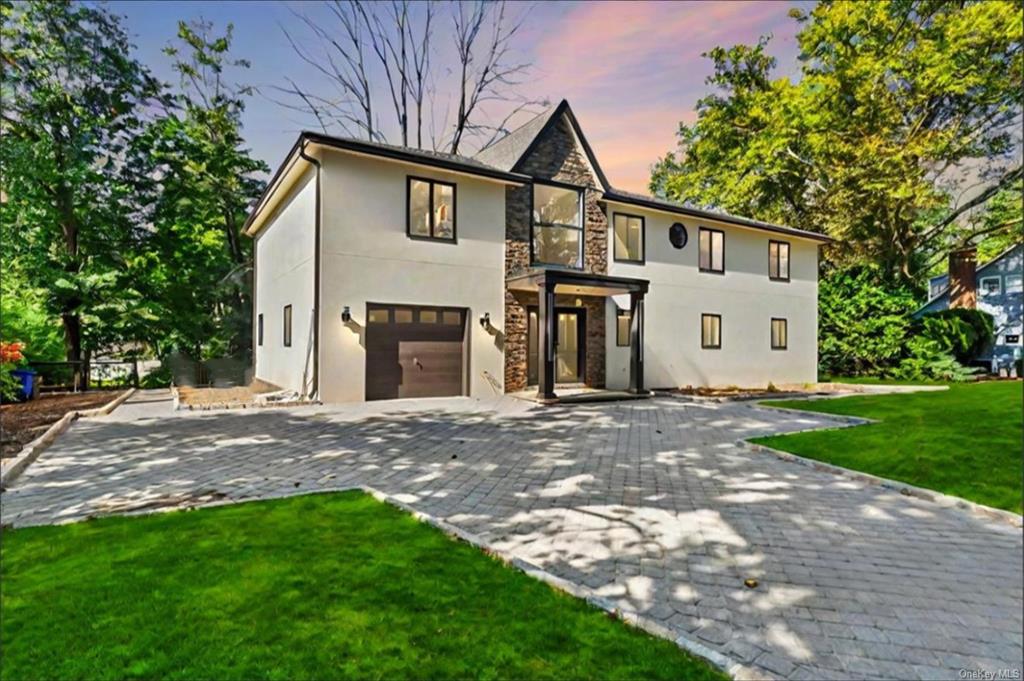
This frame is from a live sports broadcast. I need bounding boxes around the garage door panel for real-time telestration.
[365,305,465,401]
[398,341,462,398]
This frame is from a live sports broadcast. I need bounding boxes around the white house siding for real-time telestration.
[605,206,819,389]
[317,151,508,403]
[254,169,317,394]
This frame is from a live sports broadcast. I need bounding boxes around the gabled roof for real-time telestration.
[474,100,611,190]
[602,187,834,243]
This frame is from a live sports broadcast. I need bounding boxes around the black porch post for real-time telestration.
[628,290,645,393]
[537,279,557,400]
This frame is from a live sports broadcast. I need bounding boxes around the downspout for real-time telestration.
[299,139,322,401]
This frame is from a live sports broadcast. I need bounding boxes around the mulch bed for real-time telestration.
[0,392,117,459]
[673,386,806,399]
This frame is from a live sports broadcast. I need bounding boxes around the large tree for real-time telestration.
[0,0,163,376]
[138,20,268,359]
[652,0,1023,284]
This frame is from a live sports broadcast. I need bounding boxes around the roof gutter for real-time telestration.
[602,192,834,244]
[298,140,322,401]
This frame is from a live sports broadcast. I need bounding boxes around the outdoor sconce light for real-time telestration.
[341,306,352,323]
[479,312,491,330]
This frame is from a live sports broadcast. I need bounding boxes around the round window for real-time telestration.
[669,222,688,249]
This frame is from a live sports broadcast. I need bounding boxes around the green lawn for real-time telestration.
[752,381,1023,514]
[1,492,724,681]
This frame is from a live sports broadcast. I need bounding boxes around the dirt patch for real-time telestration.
[1,392,118,458]
[674,386,807,399]
[176,379,281,409]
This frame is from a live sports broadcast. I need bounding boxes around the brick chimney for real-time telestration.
[948,248,977,309]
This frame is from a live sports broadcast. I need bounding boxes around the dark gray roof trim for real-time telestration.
[302,131,530,183]
[602,188,834,243]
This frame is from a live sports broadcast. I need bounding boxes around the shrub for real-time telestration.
[914,309,994,364]
[886,336,980,382]
[818,264,919,376]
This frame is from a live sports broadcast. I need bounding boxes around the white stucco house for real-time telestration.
[244,100,832,403]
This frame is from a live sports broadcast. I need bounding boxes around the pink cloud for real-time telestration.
[521,0,802,192]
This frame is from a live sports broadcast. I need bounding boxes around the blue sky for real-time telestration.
[109,0,804,192]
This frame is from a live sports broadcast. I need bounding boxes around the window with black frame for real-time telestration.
[769,240,790,281]
[698,228,724,273]
[283,305,292,347]
[532,183,583,268]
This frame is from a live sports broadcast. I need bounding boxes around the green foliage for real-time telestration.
[652,0,1024,284]
[915,308,994,364]
[818,264,919,376]
[135,20,267,359]
[887,335,980,382]
[1,492,725,680]
[0,273,64,362]
[0,0,164,362]
[753,382,1024,513]
[0,368,21,403]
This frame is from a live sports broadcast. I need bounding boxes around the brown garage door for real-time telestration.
[365,305,466,401]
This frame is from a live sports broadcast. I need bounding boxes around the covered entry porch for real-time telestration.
[507,268,649,402]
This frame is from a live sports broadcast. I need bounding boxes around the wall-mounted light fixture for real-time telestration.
[341,306,352,323]
[479,312,491,330]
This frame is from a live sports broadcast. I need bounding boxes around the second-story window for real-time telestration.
[532,182,583,269]
[769,240,790,281]
[613,213,644,263]
[699,227,724,274]
[408,177,456,241]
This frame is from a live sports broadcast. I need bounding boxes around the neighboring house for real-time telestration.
[916,244,1024,369]
[244,100,832,403]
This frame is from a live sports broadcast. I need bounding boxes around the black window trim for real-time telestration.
[612,212,646,265]
[698,227,725,275]
[768,239,791,282]
[257,313,264,346]
[771,317,788,350]
[530,180,585,270]
[615,307,631,347]
[406,175,458,243]
[701,313,722,349]
[283,304,292,347]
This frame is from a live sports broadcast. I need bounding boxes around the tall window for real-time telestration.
[532,183,583,268]
[699,228,724,273]
[769,240,790,281]
[283,305,292,347]
[616,308,631,346]
[257,313,264,346]
[771,318,788,350]
[408,177,456,241]
[613,213,644,263]
[701,313,721,349]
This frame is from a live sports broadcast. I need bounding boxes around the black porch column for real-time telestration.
[537,279,557,400]
[628,290,645,394]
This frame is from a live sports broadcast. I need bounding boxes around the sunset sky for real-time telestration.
[111,0,808,193]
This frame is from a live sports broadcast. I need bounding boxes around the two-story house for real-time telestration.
[244,100,832,403]
[917,244,1023,371]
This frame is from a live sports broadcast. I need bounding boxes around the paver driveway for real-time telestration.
[2,390,1021,681]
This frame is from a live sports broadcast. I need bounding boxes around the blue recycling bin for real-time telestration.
[10,369,38,401]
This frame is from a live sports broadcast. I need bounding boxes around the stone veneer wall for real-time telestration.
[503,114,608,392]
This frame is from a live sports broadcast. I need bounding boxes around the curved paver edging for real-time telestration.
[30,484,763,680]
[0,388,135,489]
[743,403,1022,529]
[359,486,768,681]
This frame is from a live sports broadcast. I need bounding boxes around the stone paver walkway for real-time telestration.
[2,390,1021,681]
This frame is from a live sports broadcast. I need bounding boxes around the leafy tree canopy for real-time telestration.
[652,0,1023,284]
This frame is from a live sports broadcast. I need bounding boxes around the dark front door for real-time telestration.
[365,305,466,400]
[527,306,585,385]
